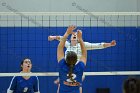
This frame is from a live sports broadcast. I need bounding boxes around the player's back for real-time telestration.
[58,58,85,93]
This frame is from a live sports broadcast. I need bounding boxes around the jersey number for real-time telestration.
[66,73,77,82]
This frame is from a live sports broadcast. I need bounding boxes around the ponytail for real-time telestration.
[68,65,75,83]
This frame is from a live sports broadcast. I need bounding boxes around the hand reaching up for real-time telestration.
[77,30,82,40]
[66,25,76,35]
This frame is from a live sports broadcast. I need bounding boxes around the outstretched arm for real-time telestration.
[48,35,70,48]
[85,40,116,50]
[48,36,63,41]
[77,30,87,65]
[57,26,76,62]
[103,40,116,48]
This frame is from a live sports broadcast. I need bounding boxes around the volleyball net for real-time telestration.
[0,71,140,77]
[0,12,140,27]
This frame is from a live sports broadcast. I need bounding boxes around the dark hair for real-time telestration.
[123,77,140,93]
[66,51,77,83]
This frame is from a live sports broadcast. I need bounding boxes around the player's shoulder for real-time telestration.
[83,42,90,45]
[11,76,17,80]
[58,58,68,68]
[78,42,88,45]
[29,76,39,81]
[76,61,85,68]
[10,76,21,82]
[31,76,38,78]
[59,58,66,66]
[59,58,65,63]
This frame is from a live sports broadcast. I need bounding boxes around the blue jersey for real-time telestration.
[59,58,85,93]
[7,76,40,93]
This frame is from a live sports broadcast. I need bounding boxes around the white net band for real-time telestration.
[0,12,140,15]
[0,71,140,77]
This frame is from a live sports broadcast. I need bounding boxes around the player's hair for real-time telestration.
[66,51,77,83]
[123,77,140,93]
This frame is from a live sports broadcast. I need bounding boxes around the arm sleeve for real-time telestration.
[34,76,40,93]
[7,77,17,93]
[59,36,70,48]
[65,41,70,48]
[84,42,105,50]
[58,36,63,41]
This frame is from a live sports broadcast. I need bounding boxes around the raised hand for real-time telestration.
[66,25,76,35]
[111,40,116,46]
[77,30,82,40]
[48,36,55,41]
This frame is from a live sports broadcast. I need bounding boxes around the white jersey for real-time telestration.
[64,41,105,60]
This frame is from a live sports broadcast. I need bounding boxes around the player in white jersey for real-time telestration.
[48,33,116,60]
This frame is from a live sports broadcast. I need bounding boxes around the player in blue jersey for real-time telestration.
[57,25,87,93]
[7,58,40,93]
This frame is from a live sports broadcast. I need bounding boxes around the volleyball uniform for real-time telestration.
[7,76,40,93]
[58,58,85,93]
[64,41,104,60]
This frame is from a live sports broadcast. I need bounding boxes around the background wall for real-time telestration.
[0,0,140,93]
[137,0,140,11]
[0,0,139,12]
[0,27,140,93]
